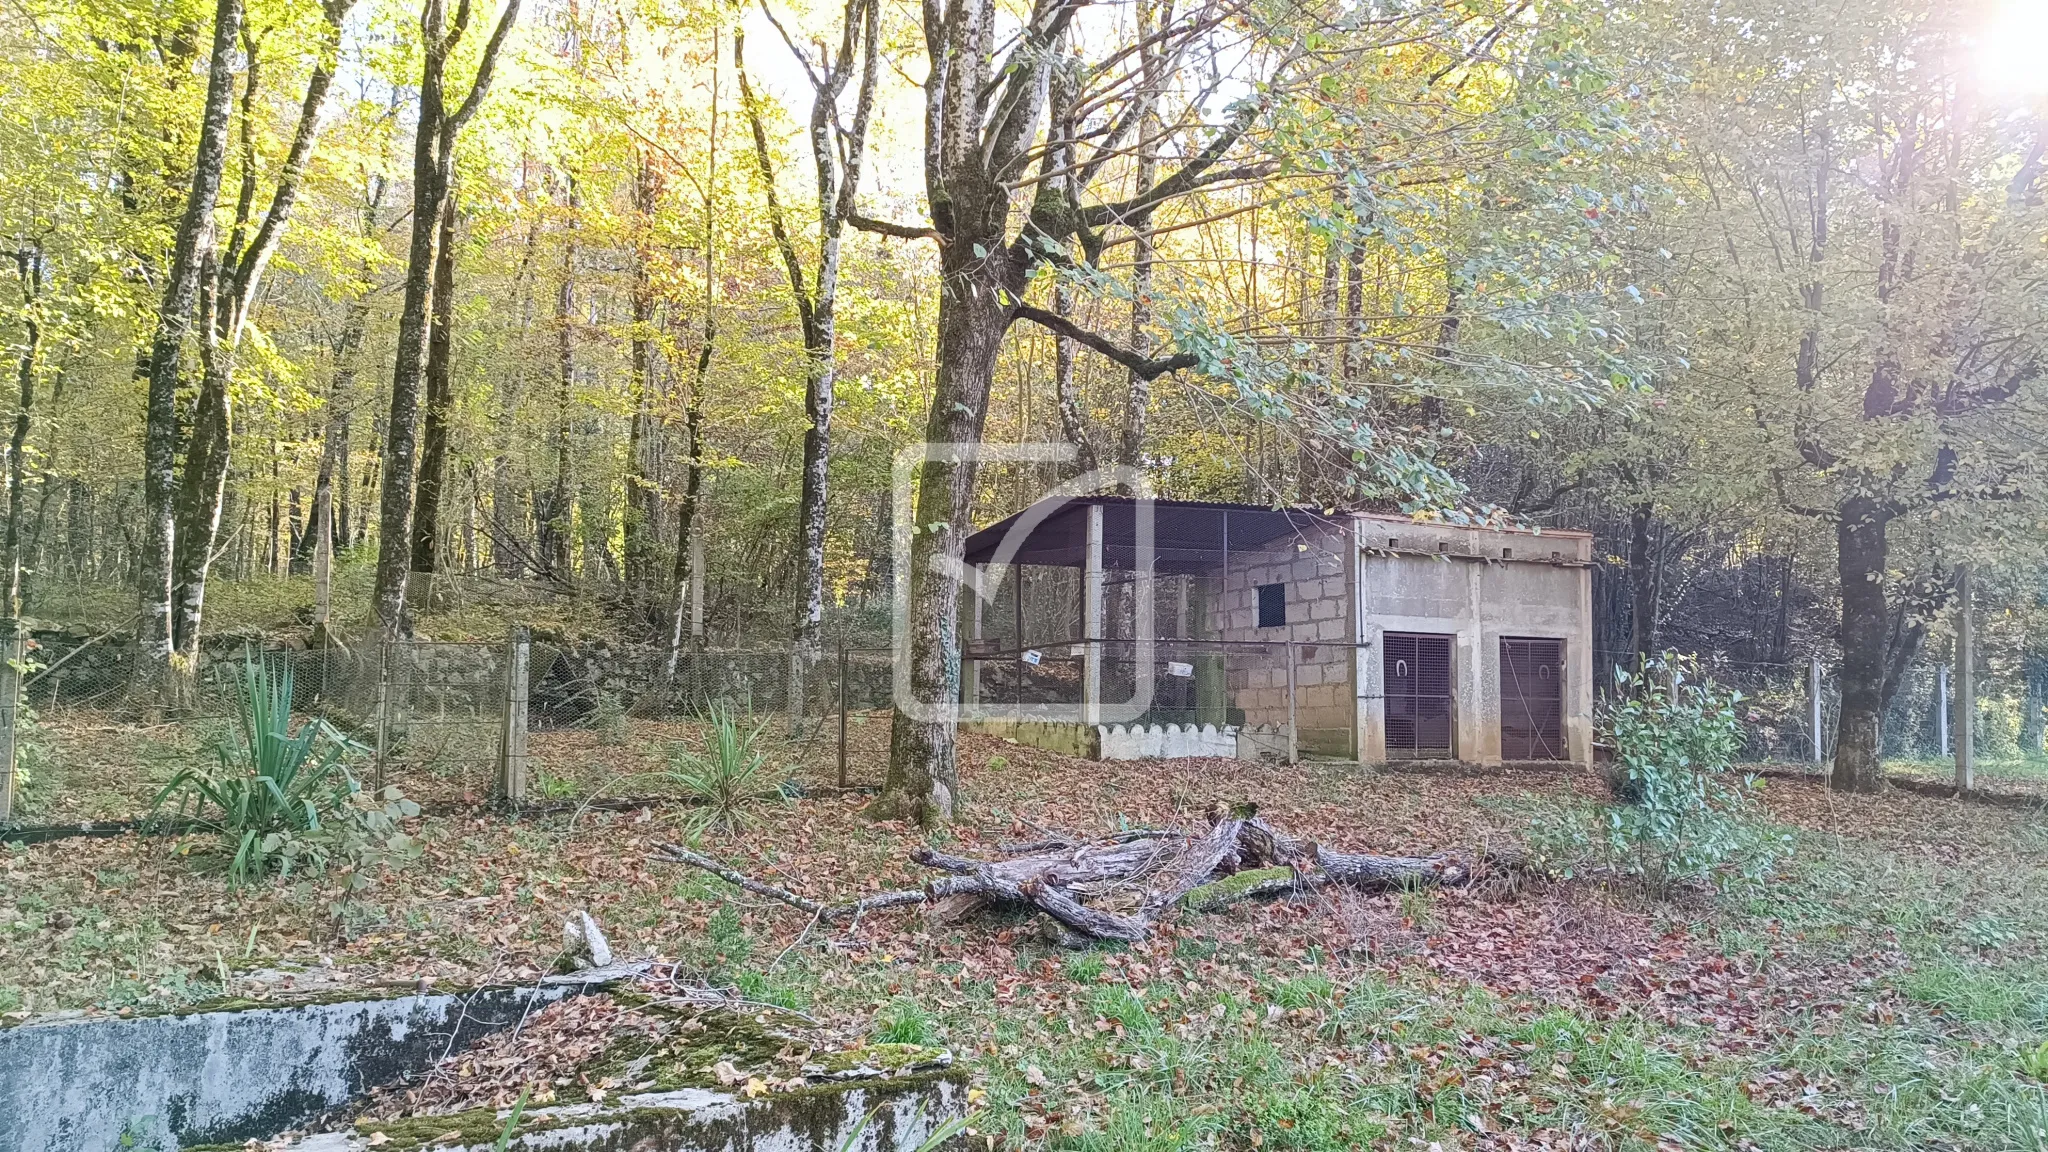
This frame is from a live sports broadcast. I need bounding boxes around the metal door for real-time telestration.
[1500,637,1565,760]
[1384,633,1454,758]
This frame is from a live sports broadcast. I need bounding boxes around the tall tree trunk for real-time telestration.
[19,461,56,614]
[793,296,836,668]
[622,154,661,627]
[268,451,282,572]
[2023,652,2048,757]
[1832,493,1890,792]
[135,0,241,704]
[322,292,367,556]
[411,189,459,577]
[372,103,450,638]
[1627,501,1657,666]
[5,246,41,616]
[541,191,576,578]
[881,244,1008,826]
[669,34,719,670]
[1052,283,1094,472]
[1118,0,1163,480]
[169,243,237,677]
[1768,554,1794,665]
[1044,63,1093,474]
[369,0,519,640]
[736,5,878,667]
[666,321,710,671]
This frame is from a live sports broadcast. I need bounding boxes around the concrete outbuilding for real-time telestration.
[959,497,1593,766]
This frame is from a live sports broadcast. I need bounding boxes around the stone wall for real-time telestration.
[1210,520,1361,757]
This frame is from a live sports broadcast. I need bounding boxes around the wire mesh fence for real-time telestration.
[1592,649,1833,768]
[1,623,908,823]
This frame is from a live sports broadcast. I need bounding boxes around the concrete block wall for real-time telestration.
[1210,521,1360,757]
[1352,513,1594,765]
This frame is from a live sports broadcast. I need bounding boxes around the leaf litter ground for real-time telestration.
[6,723,2048,1149]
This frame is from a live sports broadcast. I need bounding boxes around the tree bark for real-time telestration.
[539,182,576,579]
[411,189,459,576]
[1832,493,1890,792]
[622,152,662,626]
[881,243,1010,825]
[666,321,710,671]
[737,1,881,667]
[1627,501,1657,666]
[135,0,241,705]
[169,310,233,676]
[1118,0,1164,481]
[370,0,519,641]
[667,50,718,671]
[5,246,42,616]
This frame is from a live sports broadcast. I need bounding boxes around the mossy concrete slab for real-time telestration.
[0,977,620,1152]
[279,1072,968,1152]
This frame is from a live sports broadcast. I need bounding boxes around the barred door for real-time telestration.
[1384,633,1454,758]
[1500,637,1565,760]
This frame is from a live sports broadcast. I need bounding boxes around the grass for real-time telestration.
[8,732,2048,1148]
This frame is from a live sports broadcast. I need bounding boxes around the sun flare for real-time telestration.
[1976,0,2048,98]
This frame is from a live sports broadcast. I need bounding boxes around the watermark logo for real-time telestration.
[891,443,1157,725]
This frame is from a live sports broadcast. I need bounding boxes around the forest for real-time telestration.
[8,2,2048,1148]
[2,0,2045,809]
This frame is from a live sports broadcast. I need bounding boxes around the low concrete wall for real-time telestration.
[1096,722,1237,760]
[963,717,1100,758]
[1236,724,1289,761]
[0,982,589,1152]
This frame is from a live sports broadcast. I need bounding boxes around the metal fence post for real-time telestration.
[372,639,392,794]
[0,619,20,822]
[1286,640,1299,764]
[1937,663,1951,757]
[1957,564,1974,793]
[498,625,531,806]
[1809,656,1824,766]
[836,639,849,789]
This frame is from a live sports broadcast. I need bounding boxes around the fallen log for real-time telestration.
[651,812,1506,944]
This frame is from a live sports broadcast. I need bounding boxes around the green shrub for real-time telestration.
[1979,696,2021,760]
[1532,658,1784,896]
[151,656,419,886]
[666,705,783,835]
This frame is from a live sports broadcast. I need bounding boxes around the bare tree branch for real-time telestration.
[1013,303,1197,379]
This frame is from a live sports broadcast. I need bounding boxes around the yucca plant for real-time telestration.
[152,655,366,885]
[667,705,782,835]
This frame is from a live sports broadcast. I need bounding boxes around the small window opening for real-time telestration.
[1501,547,1513,559]
[1388,537,1399,550]
[1256,583,1287,628]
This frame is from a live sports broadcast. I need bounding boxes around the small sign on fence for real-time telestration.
[1166,660,1194,678]
[1022,649,1042,666]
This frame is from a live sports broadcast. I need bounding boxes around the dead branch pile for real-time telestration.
[652,804,1516,945]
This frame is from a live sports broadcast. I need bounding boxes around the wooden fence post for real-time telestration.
[498,625,531,806]
[0,619,20,822]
